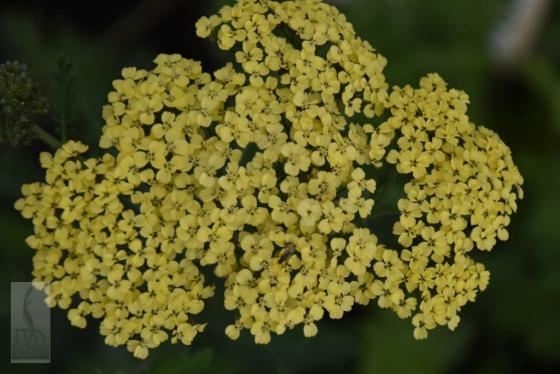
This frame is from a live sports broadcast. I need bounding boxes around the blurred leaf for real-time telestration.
[523,57,560,133]
[357,310,472,374]
[148,349,213,374]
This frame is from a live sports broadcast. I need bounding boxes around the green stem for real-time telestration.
[33,125,63,149]
[58,100,67,143]
[60,120,67,143]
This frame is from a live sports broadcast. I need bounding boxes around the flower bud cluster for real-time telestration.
[0,61,48,145]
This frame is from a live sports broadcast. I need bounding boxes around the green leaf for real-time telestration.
[52,53,77,142]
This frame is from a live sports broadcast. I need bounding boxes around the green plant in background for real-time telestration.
[7,0,525,362]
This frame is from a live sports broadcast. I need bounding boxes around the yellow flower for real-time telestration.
[296,198,321,230]
[281,142,311,176]
[318,202,345,234]
[345,229,377,276]
[268,195,298,227]
[15,0,523,353]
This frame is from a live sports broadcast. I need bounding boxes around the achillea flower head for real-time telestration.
[0,61,48,145]
[14,0,523,358]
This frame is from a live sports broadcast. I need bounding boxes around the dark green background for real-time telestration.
[1,0,559,373]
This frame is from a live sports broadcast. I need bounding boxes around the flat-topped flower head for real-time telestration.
[14,0,523,358]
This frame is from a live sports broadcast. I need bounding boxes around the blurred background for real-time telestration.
[1,0,559,373]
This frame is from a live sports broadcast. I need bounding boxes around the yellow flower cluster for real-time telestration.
[368,73,523,338]
[14,0,523,358]
[194,0,390,344]
[15,56,216,359]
